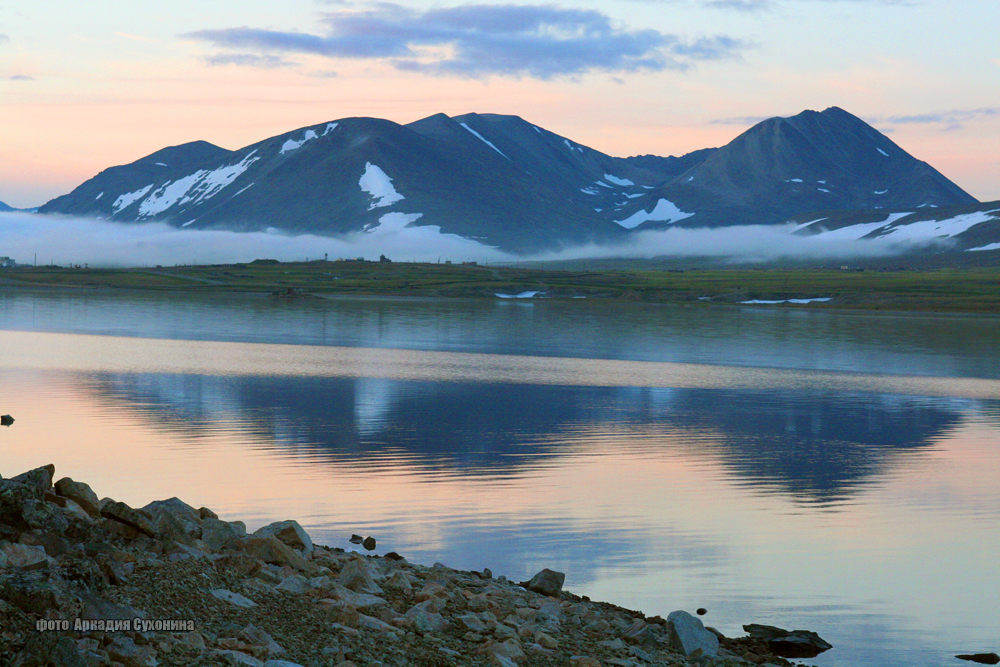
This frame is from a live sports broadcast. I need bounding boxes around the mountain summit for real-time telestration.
[37,108,978,252]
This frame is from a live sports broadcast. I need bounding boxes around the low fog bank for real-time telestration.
[0,212,934,268]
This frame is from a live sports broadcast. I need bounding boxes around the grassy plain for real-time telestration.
[3,259,1000,313]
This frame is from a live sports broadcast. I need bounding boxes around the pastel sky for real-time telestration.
[1,0,998,208]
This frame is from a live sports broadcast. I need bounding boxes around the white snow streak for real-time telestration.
[366,212,423,235]
[615,199,694,229]
[741,298,832,305]
[810,212,912,241]
[877,147,889,157]
[112,185,153,213]
[875,189,888,195]
[359,163,404,210]
[968,242,1000,252]
[878,210,998,242]
[603,174,634,186]
[580,188,599,195]
[280,129,319,154]
[495,291,541,299]
[136,151,261,217]
[460,123,509,160]
[95,192,103,200]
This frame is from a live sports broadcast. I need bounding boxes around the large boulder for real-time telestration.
[54,478,101,517]
[0,477,44,529]
[254,520,313,553]
[201,518,243,551]
[743,623,833,658]
[524,568,565,597]
[338,558,383,595]
[11,465,56,495]
[667,610,719,658]
[100,501,158,538]
[241,535,317,574]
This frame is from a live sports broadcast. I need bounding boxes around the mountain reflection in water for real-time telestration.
[83,372,972,504]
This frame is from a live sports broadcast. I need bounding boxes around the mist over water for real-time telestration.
[0,211,929,267]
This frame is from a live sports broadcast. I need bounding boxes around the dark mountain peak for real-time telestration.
[135,140,233,167]
[0,200,14,212]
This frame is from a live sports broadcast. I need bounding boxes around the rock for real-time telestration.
[384,551,404,561]
[241,535,317,574]
[743,624,832,659]
[199,506,219,520]
[214,649,265,666]
[100,501,158,538]
[264,662,307,667]
[11,465,56,495]
[107,635,158,667]
[338,558,383,595]
[570,656,601,667]
[1,414,13,426]
[667,610,719,658]
[0,477,44,528]
[54,478,101,517]
[22,498,70,534]
[406,601,450,633]
[48,637,89,667]
[79,590,145,620]
[956,654,1000,665]
[0,542,52,569]
[275,575,312,594]
[622,619,659,649]
[362,536,376,551]
[240,625,286,657]
[211,589,259,608]
[254,520,313,552]
[349,534,364,544]
[202,517,243,551]
[358,614,403,634]
[696,607,707,615]
[524,568,565,597]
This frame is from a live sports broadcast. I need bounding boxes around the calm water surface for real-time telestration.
[2,291,999,667]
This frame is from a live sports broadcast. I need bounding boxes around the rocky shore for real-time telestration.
[1,464,831,667]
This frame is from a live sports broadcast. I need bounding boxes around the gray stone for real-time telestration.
[254,520,313,552]
[263,662,307,667]
[525,568,565,597]
[275,575,312,594]
[214,650,264,667]
[54,478,101,517]
[0,542,51,569]
[338,558,383,595]
[667,610,719,658]
[405,601,450,633]
[240,535,317,574]
[0,477,44,528]
[10,465,55,495]
[956,654,1000,665]
[79,590,144,620]
[210,589,258,608]
[22,498,70,534]
[362,536,376,551]
[107,636,158,667]
[240,625,286,657]
[743,623,832,659]
[202,517,242,551]
[100,501,157,538]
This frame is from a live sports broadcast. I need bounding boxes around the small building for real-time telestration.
[379,254,392,263]
[0,256,15,268]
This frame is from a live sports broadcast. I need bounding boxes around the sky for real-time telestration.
[1,0,998,209]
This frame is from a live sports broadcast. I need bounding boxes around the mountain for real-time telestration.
[0,200,15,212]
[793,200,1000,251]
[613,107,978,230]
[38,107,981,253]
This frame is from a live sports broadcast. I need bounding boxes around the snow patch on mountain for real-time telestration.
[112,185,153,213]
[878,210,998,242]
[460,123,509,160]
[968,242,1000,252]
[875,189,888,195]
[136,151,261,216]
[603,174,634,186]
[359,163,404,210]
[366,212,423,235]
[280,129,319,154]
[95,192,103,200]
[615,199,694,229]
[809,212,911,241]
[877,147,889,157]
[580,188,599,195]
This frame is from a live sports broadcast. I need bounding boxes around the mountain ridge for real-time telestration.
[36,107,986,253]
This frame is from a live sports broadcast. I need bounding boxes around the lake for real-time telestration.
[2,290,998,666]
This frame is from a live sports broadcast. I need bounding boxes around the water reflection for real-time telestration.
[3,290,1000,378]
[83,372,975,505]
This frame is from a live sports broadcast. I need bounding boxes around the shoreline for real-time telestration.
[1,464,831,667]
[4,261,1000,314]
